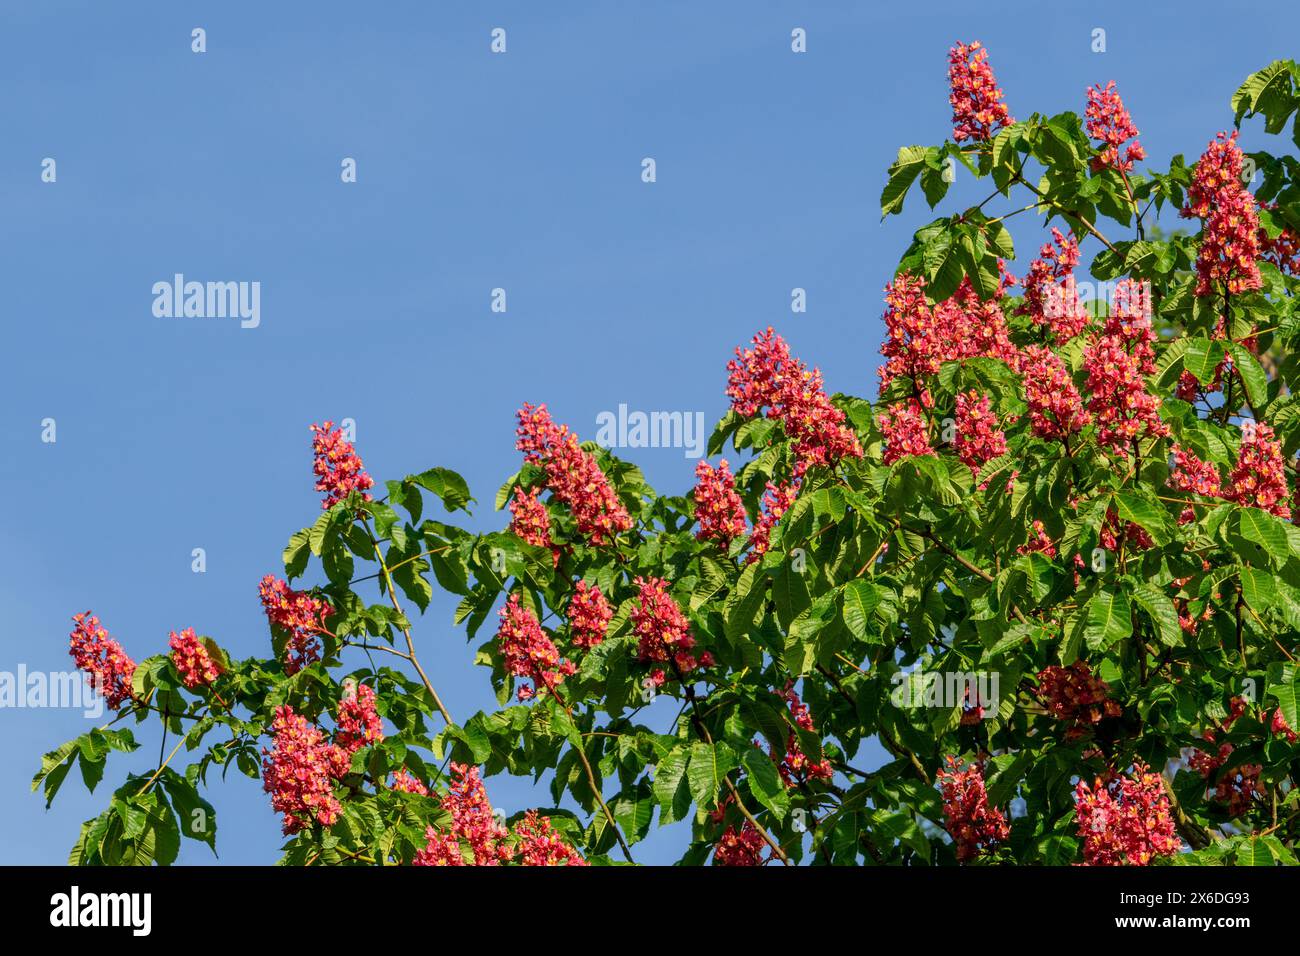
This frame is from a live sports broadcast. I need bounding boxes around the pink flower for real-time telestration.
[508,487,553,550]
[413,763,513,866]
[568,580,612,650]
[1082,280,1169,455]
[726,328,861,475]
[630,576,707,677]
[69,612,136,710]
[516,404,632,545]
[879,399,935,464]
[1225,420,1291,518]
[389,769,429,795]
[746,480,799,562]
[336,682,383,754]
[693,459,748,548]
[1182,133,1262,297]
[947,41,1013,143]
[258,574,332,675]
[1085,81,1144,173]
[1017,229,1090,343]
[1018,519,1057,559]
[169,627,220,690]
[954,390,1006,476]
[1169,446,1222,497]
[309,421,374,509]
[512,811,588,866]
[261,705,347,834]
[771,681,833,786]
[496,594,575,702]
[938,757,1009,862]
[1022,345,1090,441]
[1074,762,1181,865]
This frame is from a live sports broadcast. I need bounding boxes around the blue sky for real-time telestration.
[2,1,1297,864]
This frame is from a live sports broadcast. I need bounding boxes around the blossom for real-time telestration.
[1074,762,1181,865]
[726,328,861,475]
[512,811,588,866]
[1018,519,1057,559]
[336,682,383,754]
[947,41,1012,143]
[69,612,136,710]
[496,594,575,702]
[938,757,1009,862]
[261,705,347,834]
[169,627,220,690]
[1271,708,1298,744]
[693,459,748,548]
[389,769,429,796]
[567,580,612,650]
[1099,508,1153,553]
[516,404,632,545]
[508,487,553,550]
[954,391,1006,476]
[747,480,799,562]
[413,763,513,866]
[1022,345,1091,441]
[879,399,935,464]
[1036,662,1120,739]
[1225,420,1291,518]
[630,576,709,678]
[713,823,766,866]
[1182,133,1262,297]
[309,421,374,509]
[1017,229,1090,343]
[258,574,332,675]
[1169,445,1222,497]
[1081,280,1168,455]
[771,681,833,786]
[1085,81,1144,173]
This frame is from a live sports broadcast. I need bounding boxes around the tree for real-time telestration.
[35,44,1300,867]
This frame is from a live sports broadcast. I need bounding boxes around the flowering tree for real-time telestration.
[34,44,1300,866]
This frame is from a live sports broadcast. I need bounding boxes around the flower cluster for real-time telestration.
[937,757,1010,862]
[69,612,136,710]
[1073,762,1181,866]
[389,769,429,795]
[1084,81,1144,173]
[309,421,374,509]
[1036,662,1121,738]
[726,328,861,476]
[1182,133,1262,297]
[508,487,553,550]
[413,763,513,866]
[261,705,348,834]
[878,274,1019,408]
[947,41,1012,143]
[1082,280,1168,455]
[713,822,766,866]
[630,576,711,686]
[168,627,220,690]
[1022,345,1090,441]
[258,574,332,675]
[1017,229,1091,343]
[954,391,1007,476]
[772,681,833,786]
[879,398,935,465]
[568,580,612,650]
[747,480,799,562]
[692,459,748,548]
[512,811,589,866]
[496,594,575,702]
[516,404,632,545]
[1099,507,1154,553]
[1225,420,1291,518]
[1018,519,1057,559]
[336,682,383,754]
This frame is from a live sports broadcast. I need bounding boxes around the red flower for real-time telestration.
[169,627,220,690]
[1085,81,1144,173]
[630,576,707,677]
[261,705,347,834]
[879,399,935,464]
[954,390,1006,476]
[1036,662,1120,738]
[512,811,589,866]
[1225,420,1291,518]
[938,757,1009,862]
[1081,280,1168,455]
[746,480,799,562]
[508,487,553,550]
[693,459,748,548]
[258,574,332,675]
[1182,133,1262,297]
[947,41,1013,143]
[336,682,383,754]
[568,580,612,650]
[516,404,632,545]
[389,769,429,796]
[771,681,833,785]
[69,612,136,710]
[713,822,766,866]
[1018,519,1057,559]
[1074,762,1181,865]
[1017,229,1090,343]
[413,763,513,866]
[309,421,374,509]
[496,594,575,702]
[1022,345,1090,441]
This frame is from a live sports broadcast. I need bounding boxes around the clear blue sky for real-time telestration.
[2,0,1297,864]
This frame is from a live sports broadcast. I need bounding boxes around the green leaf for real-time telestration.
[742,747,789,819]
[1084,588,1132,651]
[1130,583,1182,647]
[412,468,473,513]
[881,146,928,217]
